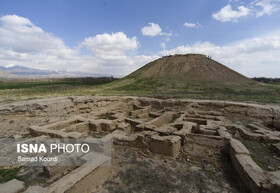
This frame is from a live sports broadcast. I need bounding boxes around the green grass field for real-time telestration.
[0,76,280,103]
[0,77,114,89]
[0,77,279,104]
[0,77,114,103]
[95,77,280,104]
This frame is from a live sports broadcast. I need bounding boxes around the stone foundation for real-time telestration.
[1,96,280,192]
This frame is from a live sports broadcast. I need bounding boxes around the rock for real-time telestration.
[149,135,181,157]
[190,103,199,108]
[147,112,174,127]
[23,186,44,193]
[217,126,232,139]
[229,139,250,155]
[13,134,22,139]
[0,179,25,193]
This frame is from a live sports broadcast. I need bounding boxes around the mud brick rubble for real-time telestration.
[0,96,280,193]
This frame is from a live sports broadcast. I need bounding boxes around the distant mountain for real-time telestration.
[0,65,110,78]
[0,65,58,76]
[0,70,18,79]
[58,70,111,77]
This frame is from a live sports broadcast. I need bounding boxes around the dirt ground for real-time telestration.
[93,146,249,193]
[1,96,279,192]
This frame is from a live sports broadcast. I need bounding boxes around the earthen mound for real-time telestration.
[128,54,256,86]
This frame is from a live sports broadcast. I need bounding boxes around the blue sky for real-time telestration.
[0,0,279,77]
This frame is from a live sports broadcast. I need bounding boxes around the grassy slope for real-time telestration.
[96,76,280,103]
[95,55,280,104]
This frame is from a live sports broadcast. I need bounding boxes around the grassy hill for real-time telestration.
[97,54,280,103]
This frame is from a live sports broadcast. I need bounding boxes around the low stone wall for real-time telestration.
[129,105,152,116]
[147,112,174,127]
[218,127,280,193]
[24,153,111,193]
[1,96,280,192]
[113,131,181,157]
[29,117,88,138]
[0,179,25,193]
[137,97,280,130]
[184,133,226,148]
[231,124,280,143]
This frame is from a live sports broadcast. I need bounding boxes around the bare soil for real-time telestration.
[93,146,249,193]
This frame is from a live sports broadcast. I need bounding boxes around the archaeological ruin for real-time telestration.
[0,96,280,193]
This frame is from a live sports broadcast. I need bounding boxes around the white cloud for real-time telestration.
[161,31,173,37]
[0,15,157,77]
[213,1,280,22]
[141,23,172,38]
[160,42,166,50]
[141,23,162,37]
[183,22,203,28]
[184,23,196,28]
[0,14,33,27]
[0,15,75,57]
[212,4,250,22]
[161,33,280,77]
[80,32,139,61]
[1,14,280,78]
[256,0,279,17]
